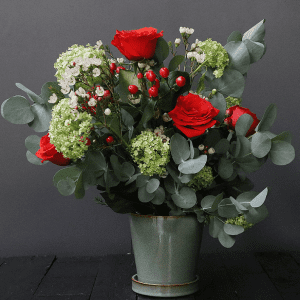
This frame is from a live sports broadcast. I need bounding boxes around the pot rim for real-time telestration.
[129,213,194,219]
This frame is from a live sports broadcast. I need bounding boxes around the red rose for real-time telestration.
[224,105,260,137]
[36,134,71,166]
[168,93,220,138]
[111,27,163,61]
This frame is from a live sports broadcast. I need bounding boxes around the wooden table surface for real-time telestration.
[0,251,299,300]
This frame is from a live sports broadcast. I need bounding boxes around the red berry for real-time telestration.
[97,97,102,101]
[106,136,114,144]
[116,66,125,73]
[128,85,139,94]
[93,95,98,99]
[110,69,115,75]
[148,86,159,97]
[103,90,111,98]
[146,71,156,82]
[73,62,76,66]
[110,63,117,71]
[137,73,144,79]
[154,78,160,89]
[176,76,186,87]
[159,67,169,78]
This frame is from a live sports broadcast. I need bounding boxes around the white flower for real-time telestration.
[117,58,124,64]
[104,108,111,115]
[69,95,78,108]
[179,27,187,34]
[95,40,103,49]
[88,98,97,107]
[186,28,194,35]
[162,113,172,122]
[93,68,101,77]
[190,43,196,50]
[76,87,86,97]
[196,53,206,63]
[208,148,215,154]
[198,144,205,151]
[149,60,155,66]
[73,57,84,66]
[82,65,89,72]
[61,87,70,95]
[138,62,146,69]
[69,76,76,85]
[96,86,104,96]
[48,93,58,103]
[145,65,151,71]
[175,38,181,45]
[110,59,116,64]
[92,57,102,66]
[187,52,195,59]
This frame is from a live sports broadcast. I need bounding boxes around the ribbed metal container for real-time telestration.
[129,213,204,297]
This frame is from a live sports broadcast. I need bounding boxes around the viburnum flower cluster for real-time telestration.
[2,21,295,248]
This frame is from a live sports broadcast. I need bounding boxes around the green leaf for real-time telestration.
[234,136,251,158]
[151,187,165,205]
[218,230,236,248]
[250,187,268,208]
[138,98,155,129]
[121,108,135,127]
[210,69,245,98]
[28,103,52,132]
[170,133,190,164]
[53,167,82,188]
[209,217,224,238]
[218,157,233,179]
[236,154,267,173]
[105,169,120,188]
[26,150,44,165]
[230,197,248,212]
[256,104,277,132]
[211,193,224,211]
[218,198,239,218]
[138,185,155,203]
[236,191,258,209]
[121,162,135,178]
[244,204,268,224]
[251,132,272,158]
[227,31,242,43]
[57,177,76,196]
[224,41,250,75]
[243,40,265,63]
[224,223,244,235]
[25,135,41,154]
[189,140,194,159]
[125,173,140,186]
[15,83,44,104]
[178,155,207,174]
[114,70,141,103]
[168,55,184,71]
[168,71,191,95]
[164,175,177,194]
[146,178,160,193]
[269,140,295,165]
[40,81,61,102]
[242,19,266,43]
[74,171,85,199]
[209,92,226,122]
[171,187,197,209]
[110,155,128,182]
[136,175,150,187]
[201,195,216,210]
[1,96,34,124]
[214,139,230,154]
[178,174,194,184]
[154,37,169,63]
[271,131,292,143]
[195,209,206,223]
[235,113,253,136]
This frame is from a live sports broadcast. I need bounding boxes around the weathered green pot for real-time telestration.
[129,213,204,297]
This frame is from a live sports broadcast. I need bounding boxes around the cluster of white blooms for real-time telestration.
[117,58,124,64]
[175,38,181,45]
[152,125,170,143]
[179,27,194,35]
[48,93,58,104]
[128,94,141,105]
[95,86,105,96]
[187,51,206,63]
[95,40,103,49]
[138,59,155,71]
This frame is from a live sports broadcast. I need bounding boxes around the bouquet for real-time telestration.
[1,20,295,248]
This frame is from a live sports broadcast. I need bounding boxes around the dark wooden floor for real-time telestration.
[0,252,299,300]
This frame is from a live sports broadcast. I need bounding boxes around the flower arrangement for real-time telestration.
[1,20,295,248]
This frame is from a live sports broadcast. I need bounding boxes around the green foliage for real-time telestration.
[171,187,197,209]
[225,96,242,109]
[168,55,184,71]
[256,104,277,132]
[269,140,295,165]
[187,166,214,191]
[154,37,169,63]
[251,132,272,158]
[225,215,253,230]
[170,133,190,164]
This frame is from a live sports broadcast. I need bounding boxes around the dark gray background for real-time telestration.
[0,0,299,257]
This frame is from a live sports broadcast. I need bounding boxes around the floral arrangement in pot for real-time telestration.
[1,20,295,249]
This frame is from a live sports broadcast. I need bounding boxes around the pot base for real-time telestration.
[131,274,200,297]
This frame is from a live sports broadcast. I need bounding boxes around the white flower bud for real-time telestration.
[208,148,215,154]
[198,144,205,151]
[88,98,97,107]
[175,38,181,45]
[48,93,58,103]
[162,112,172,122]
[104,108,111,115]
[138,62,146,69]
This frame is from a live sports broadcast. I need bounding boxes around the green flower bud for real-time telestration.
[225,215,254,230]
[187,166,214,191]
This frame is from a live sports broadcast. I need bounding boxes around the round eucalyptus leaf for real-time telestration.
[170,133,190,164]
[224,224,244,235]
[1,96,34,124]
[28,103,52,132]
[244,204,268,224]
[269,140,295,165]
[271,131,292,143]
[235,113,253,136]
[227,31,242,43]
[224,41,250,75]
[209,217,224,238]
[218,230,236,248]
[136,175,150,187]
[250,187,268,208]
[25,135,41,154]
[256,104,277,132]
[57,178,76,196]
[138,185,155,203]
[218,157,233,179]
[201,195,215,210]
[171,187,197,209]
[178,155,207,174]
[151,187,165,205]
[242,19,265,43]
[209,92,226,122]
[53,167,82,188]
[243,39,265,63]
[146,178,160,194]
[218,198,239,218]
[251,132,272,158]
[235,136,251,158]
[214,139,230,154]
[15,83,44,104]
[26,150,44,165]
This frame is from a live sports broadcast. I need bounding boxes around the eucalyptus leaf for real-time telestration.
[151,187,165,205]
[244,204,268,224]
[256,104,277,132]
[26,150,44,165]
[138,185,155,203]
[224,41,250,75]
[250,187,268,208]
[243,40,265,63]
[269,140,295,165]
[74,171,85,199]
[271,131,292,143]
[224,223,244,235]
[136,175,150,187]
[235,114,253,136]
[251,132,272,158]
[164,175,177,194]
[214,139,230,154]
[1,96,34,124]
[178,155,207,174]
[25,135,41,154]
[236,191,258,209]
[28,103,52,132]
[170,133,190,164]
[57,177,76,196]
[209,217,224,238]
[171,187,197,209]
[218,230,236,248]
[235,136,251,158]
[189,140,194,159]
[201,195,215,210]
[209,92,226,122]
[53,167,82,188]
[236,154,267,173]
[242,19,266,43]
[146,178,160,194]
[210,69,245,98]
[227,31,242,43]
[15,83,45,104]
[218,198,239,218]
[218,157,233,179]
[179,174,194,184]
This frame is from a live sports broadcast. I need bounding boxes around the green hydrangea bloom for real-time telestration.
[54,44,106,80]
[187,166,214,191]
[225,215,254,230]
[130,131,170,176]
[197,38,229,78]
[49,98,93,160]
[226,96,242,109]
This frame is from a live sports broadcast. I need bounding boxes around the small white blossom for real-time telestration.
[61,87,71,95]
[93,68,101,77]
[76,87,86,97]
[198,144,205,151]
[95,40,103,49]
[73,57,84,66]
[104,108,111,115]
[48,93,58,103]
[88,98,97,107]
[96,86,105,96]
[138,62,146,69]
[149,60,155,66]
[109,59,116,64]
[179,27,187,34]
[145,65,151,71]
[69,76,76,85]
[190,43,197,50]
[186,28,194,35]
[162,113,172,122]
[195,53,206,63]
[71,66,81,77]
[117,58,124,64]
[175,38,181,45]
[92,57,102,66]
[208,148,215,154]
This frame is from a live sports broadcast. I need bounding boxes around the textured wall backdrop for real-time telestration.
[0,0,299,257]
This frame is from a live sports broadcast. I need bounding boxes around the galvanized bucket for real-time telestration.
[129,213,204,297]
